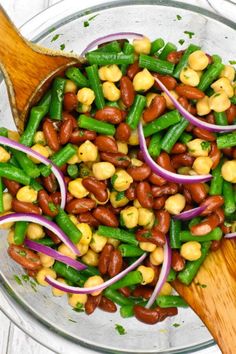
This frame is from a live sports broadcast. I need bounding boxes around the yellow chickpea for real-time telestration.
[113,169,133,192]
[81,249,99,267]
[77,103,92,113]
[220,65,235,82]
[98,64,122,82]
[133,36,151,54]
[161,91,179,110]
[159,282,173,296]
[133,199,142,208]
[150,247,164,266]
[83,275,104,296]
[30,144,50,163]
[33,131,46,145]
[77,223,92,245]
[180,241,202,261]
[137,265,155,285]
[180,66,200,86]
[221,160,236,183]
[107,237,120,248]
[120,206,139,229]
[165,194,186,215]
[90,233,107,253]
[8,130,20,142]
[128,129,139,145]
[102,82,120,101]
[209,90,231,112]
[0,212,14,229]
[196,96,211,116]
[68,178,89,199]
[188,50,209,71]
[39,253,55,268]
[76,243,89,256]
[64,79,77,93]
[0,147,11,163]
[68,293,88,307]
[52,278,67,297]
[3,192,13,212]
[192,156,213,175]
[26,223,45,240]
[130,158,143,167]
[133,69,154,92]
[16,186,38,203]
[7,229,16,245]
[77,88,95,105]
[187,139,210,157]
[67,147,80,164]
[78,141,98,162]
[117,142,128,154]
[138,208,155,229]
[36,268,57,286]
[211,77,234,98]
[58,244,76,260]
[110,191,129,208]
[92,162,115,180]
[139,242,156,252]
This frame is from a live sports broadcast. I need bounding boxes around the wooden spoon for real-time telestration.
[0,5,83,132]
[173,238,236,354]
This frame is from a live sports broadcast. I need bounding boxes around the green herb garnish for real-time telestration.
[229,60,236,65]
[115,191,125,201]
[176,15,182,20]
[111,174,118,186]
[173,323,181,327]
[178,39,185,45]
[184,31,195,39]
[60,44,65,51]
[201,141,210,151]
[13,275,23,285]
[195,282,207,288]
[48,202,57,212]
[83,21,89,28]
[115,324,126,335]
[51,34,62,42]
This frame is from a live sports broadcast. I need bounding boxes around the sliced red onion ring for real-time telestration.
[24,239,86,271]
[45,253,147,294]
[0,136,66,209]
[146,239,171,308]
[0,213,80,256]
[224,232,236,239]
[138,122,212,184]
[154,77,236,133]
[81,32,143,56]
[173,206,206,221]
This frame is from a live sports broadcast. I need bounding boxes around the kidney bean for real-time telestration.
[153,196,166,209]
[222,148,233,158]
[50,191,61,206]
[134,305,178,324]
[108,249,123,277]
[99,296,117,313]
[12,199,41,214]
[45,228,61,244]
[118,287,131,297]
[226,104,236,124]
[171,250,185,272]
[143,96,166,123]
[59,118,73,145]
[25,269,38,278]
[136,182,153,208]
[127,163,151,181]
[85,294,102,315]
[82,177,108,203]
[176,85,205,100]
[115,122,131,142]
[148,172,166,186]
[156,152,175,172]
[170,143,187,154]
[151,183,178,198]
[200,195,224,216]
[209,142,221,169]
[8,245,41,270]
[184,183,207,203]
[98,244,114,274]
[155,210,170,234]
[127,61,141,80]
[2,178,21,196]
[183,188,192,204]
[190,213,220,236]
[125,183,137,201]
[62,112,77,128]
[171,153,194,170]
[178,97,196,116]
[63,92,78,112]
[233,148,236,159]
[70,129,96,144]
[95,135,118,153]
[210,240,222,252]
[66,198,96,214]
[205,113,215,125]
[38,190,58,217]
[120,76,135,107]
[109,205,123,215]
[132,286,153,299]
[43,118,60,152]
[136,228,166,246]
[95,106,123,124]
[77,212,100,228]
[192,127,216,142]
[153,73,177,91]
[215,207,225,224]
[93,206,118,227]
[100,152,130,168]
[167,50,184,64]
[41,173,58,193]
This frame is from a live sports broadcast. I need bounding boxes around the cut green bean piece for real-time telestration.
[157,295,188,308]
[53,261,87,286]
[158,42,177,60]
[0,177,3,213]
[167,268,177,282]
[11,149,40,178]
[93,41,121,53]
[198,62,224,92]
[0,127,8,137]
[160,117,189,153]
[148,132,162,158]
[38,90,52,108]
[118,244,145,257]
[78,115,115,135]
[150,38,165,55]
[65,67,89,88]
[173,44,200,79]
[67,165,79,179]
[120,301,147,318]
[86,52,134,66]
[97,226,138,246]
[55,209,82,244]
[139,54,175,75]
[51,144,77,167]
[144,110,181,138]
[0,163,31,185]
[223,181,236,215]
[188,216,202,229]
[30,179,43,191]
[49,77,66,120]
[179,132,192,144]
[180,227,222,242]
[79,264,100,277]
[209,161,223,195]
[170,219,181,249]
[36,238,55,246]
[104,288,134,306]
[109,271,143,290]
[14,221,28,245]
[85,65,105,109]
[214,111,228,126]
[217,131,236,149]
[20,106,48,147]
[120,42,134,74]
[126,95,146,130]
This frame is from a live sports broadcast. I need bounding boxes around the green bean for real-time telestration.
[209,160,223,195]
[53,261,87,286]
[158,42,177,60]
[167,268,177,282]
[0,127,8,137]
[125,95,146,130]
[0,177,4,213]
[109,271,142,290]
[148,132,162,158]
[179,132,192,144]
[139,54,175,75]
[67,165,79,179]
[105,101,120,108]
[55,209,82,244]
[30,179,43,191]
[160,117,189,153]
[20,106,48,147]
[170,219,181,249]
[118,244,145,257]
[180,227,223,242]
[78,114,115,135]
[173,44,200,79]
[119,42,134,74]
[157,295,188,308]
[0,163,31,185]
[79,264,100,277]
[231,96,236,105]
[93,41,121,53]
[188,216,202,229]
[150,38,165,55]
[36,238,55,246]
[49,77,66,120]
[97,226,138,246]
[65,67,89,88]
[214,111,228,126]
[198,62,224,91]
[217,131,236,149]
[177,242,211,285]
[86,52,134,65]
[211,54,222,63]
[223,181,236,215]
[85,65,105,109]
[78,163,91,178]
[51,144,77,167]
[11,149,40,178]
[14,221,28,245]
[104,288,134,306]
[9,155,20,168]
[143,110,181,137]
[120,301,147,318]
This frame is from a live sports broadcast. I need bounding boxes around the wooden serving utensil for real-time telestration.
[173,238,236,354]
[0,5,82,132]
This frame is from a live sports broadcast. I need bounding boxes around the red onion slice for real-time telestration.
[224,232,236,239]
[138,122,212,184]
[173,206,206,221]
[45,253,147,294]
[154,77,236,133]
[0,136,66,209]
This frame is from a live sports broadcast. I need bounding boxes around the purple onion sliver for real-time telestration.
[173,206,206,221]
[224,232,236,239]
[45,253,147,294]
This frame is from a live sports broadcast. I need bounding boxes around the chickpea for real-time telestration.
[180,66,200,87]
[30,144,50,163]
[36,268,56,286]
[16,186,38,203]
[90,233,107,253]
[78,140,98,162]
[98,64,122,82]
[133,69,154,92]
[107,237,120,247]
[110,191,129,208]
[187,138,210,157]
[117,141,128,154]
[81,249,99,267]
[137,265,155,285]
[221,160,236,183]
[161,90,179,110]
[77,223,92,245]
[0,146,10,163]
[45,146,54,157]
[133,36,151,54]
[83,275,104,296]
[146,92,158,107]
[138,208,155,229]
[130,158,143,167]
[64,79,77,93]
[68,178,89,199]
[165,193,186,215]
[102,82,120,101]
[8,130,20,142]
[7,230,16,245]
[159,282,173,296]
[77,103,92,113]
[26,223,45,240]
[150,247,164,266]
[220,65,235,82]
[139,241,156,252]
[68,293,88,307]
[67,147,80,164]
[180,241,202,261]
[92,162,115,180]
[3,192,13,212]
[196,96,211,116]
[113,169,133,192]
[0,212,14,229]
[211,77,234,98]
[76,243,89,256]
[77,87,95,105]
[120,206,139,229]
[192,156,213,175]
[69,214,79,225]
[33,131,46,145]
[39,253,55,268]
[133,199,142,208]
[58,244,76,260]
[188,50,209,71]
[209,90,231,112]
[128,129,139,145]
[52,278,67,297]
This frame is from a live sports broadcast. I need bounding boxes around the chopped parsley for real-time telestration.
[229,60,236,65]
[141,231,152,239]
[173,323,181,327]
[68,319,77,323]
[49,27,56,33]
[201,141,210,151]
[111,174,118,186]
[115,191,125,201]
[195,282,207,288]
[48,202,57,212]
[13,275,23,285]
[73,303,85,312]
[117,157,129,161]
[115,324,126,335]
[88,14,99,21]
[22,274,30,282]
[83,14,99,28]
[184,31,195,39]
[83,21,89,28]
[178,39,185,45]
[51,34,62,42]
[18,250,26,257]
[176,14,182,20]
[60,44,65,51]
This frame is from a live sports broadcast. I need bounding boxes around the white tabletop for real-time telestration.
[0,1,234,353]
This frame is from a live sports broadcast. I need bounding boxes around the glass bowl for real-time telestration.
[0,1,235,353]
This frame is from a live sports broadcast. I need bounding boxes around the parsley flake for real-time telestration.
[178,39,185,45]
[115,191,125,201]
[176,15,182,20]
[83,21,89,28]
[173,323,181,327]
[48,202,57,212]
[184,31,195,39]
[195,282,207,288]
[73,303,85,312]
[111,174,118,186]
[51,34,62,42]
[115,324,126,335]
[13,275,23,285]
[201,141,210,151]
[60,44,65,51]
[229,60,236,65]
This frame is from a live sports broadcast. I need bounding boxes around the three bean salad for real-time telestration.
[0,33,236,325]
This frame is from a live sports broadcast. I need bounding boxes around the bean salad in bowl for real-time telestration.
[0,33,235,325]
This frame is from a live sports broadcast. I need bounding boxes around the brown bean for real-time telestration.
[63,92,78,111]
[41,173,58,193]
[3,178,21,196]
[226,104,236,124]
[50,191,61,206]
[193,127,216,142]
[115,122,131,142]
[62,112,78,128]
[132,286,153,299]
[108,249,123,277]
[120,76,135,107]
[171,153,194,170]
[66,198,96,214]
[209,142,221,169]
[148,172,166,186]
[100,152,130,168]
[190,213,220,236]
[127,61,141,80]
[118,287,131,297]
[95,135,118,153]
[222,148,233,158]
[167,50,184,64]
[127,163,151,181]
[82,177,108,202]
[170,143,187,154]
[125,183,137,201]
[99,296,117,313]
[98,244,114,274]
[176,85,205,100]
[93,206,118,227]
[155,210,170,234]
[205,113,215,125]
[77,212,100,228]
[178,97,197,116]
[183,188,192,204]
[59,118,73,145]
[143,96,166,123]
[69,129,96,144]
[156,152,175,172]
[184,183,207,203]
[153,73,177,91]
[43,119,60,152]
[12,199,41,214]
[136,182,153,208]
[134,305,178,324]
[215,207,225,224]
[136,228,166,246]
[95,106,123,124]
[151,183,178,198]
[38,190,58,217]
[171,250,185,272]
[45,228,61,244]
[153,196,166,209]
[25,269,38,278]
[85,294,102,315]
[200,195,224,216]
[8,245,41,270]
[210,240,222,252]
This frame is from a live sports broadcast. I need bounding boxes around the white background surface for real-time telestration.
[0,1,234,353]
